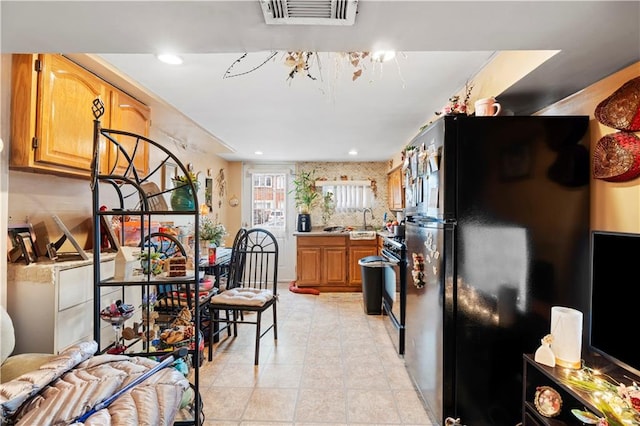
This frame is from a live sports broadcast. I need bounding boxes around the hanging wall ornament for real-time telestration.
[592,131,640,182]
[595,76,640,131]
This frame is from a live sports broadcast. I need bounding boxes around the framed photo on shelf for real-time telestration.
[100,215,121,252]
[7,223,40,263]
[16,231,37,264]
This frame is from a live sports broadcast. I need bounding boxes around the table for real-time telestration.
[199,247,232,348]
[199,247,232,288]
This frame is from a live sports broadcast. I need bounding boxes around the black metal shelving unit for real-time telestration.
[89,98,203,425]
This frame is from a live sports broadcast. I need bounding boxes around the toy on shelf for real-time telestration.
[100,300,135,354]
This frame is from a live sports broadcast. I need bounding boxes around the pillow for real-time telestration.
[1,353,57,384]
[0,306,15,365]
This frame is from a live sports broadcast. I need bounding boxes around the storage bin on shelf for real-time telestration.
[113,220,161,246]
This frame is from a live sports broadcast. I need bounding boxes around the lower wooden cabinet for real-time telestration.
[296,236,347,288]
[348,240,378,286]
[296,235,377,291]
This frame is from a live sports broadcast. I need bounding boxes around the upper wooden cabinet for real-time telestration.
[108,90,151,176]
[387,166,404,210]
[10,54,150,179]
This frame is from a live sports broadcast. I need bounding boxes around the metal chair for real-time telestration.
[209,228,278,365]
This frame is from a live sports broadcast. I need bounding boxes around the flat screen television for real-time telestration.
[590,231,640,376]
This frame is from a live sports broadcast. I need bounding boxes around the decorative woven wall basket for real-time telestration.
[592,131,640,182]
[595,76,640,131]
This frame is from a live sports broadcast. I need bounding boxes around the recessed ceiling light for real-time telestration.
[348,149,358,156]
[156,54,183,65]
[255,151,263,155]
[372,51,396,62]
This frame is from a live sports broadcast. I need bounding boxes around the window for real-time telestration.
[251,173,286,228]
[318,181,373,212]
[254,175,272,188]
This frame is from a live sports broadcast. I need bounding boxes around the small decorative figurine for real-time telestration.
[534,334,556,367]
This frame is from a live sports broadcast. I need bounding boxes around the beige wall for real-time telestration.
[224,161,244,242]
[5,126,230,255]
[537,62,640,233]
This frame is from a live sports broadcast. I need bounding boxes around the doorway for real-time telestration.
[242,164,296,282]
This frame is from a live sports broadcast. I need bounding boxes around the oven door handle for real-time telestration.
[381,249,401,264]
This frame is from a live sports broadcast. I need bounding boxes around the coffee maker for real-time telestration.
[297,213,311,232]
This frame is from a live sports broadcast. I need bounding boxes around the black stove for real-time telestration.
[380,234,407,355]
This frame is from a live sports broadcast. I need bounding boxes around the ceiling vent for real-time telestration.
[260,0,358,25]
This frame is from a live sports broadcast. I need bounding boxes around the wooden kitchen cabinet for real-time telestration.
[296,246,323,285]
[108,90,151,176]
[296,235,347,289]
[387,166,404,210]
[10,54,150,178]
[348,239,378,287]
[296,235,378,290]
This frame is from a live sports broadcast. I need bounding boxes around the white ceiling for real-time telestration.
[2,1,639,163]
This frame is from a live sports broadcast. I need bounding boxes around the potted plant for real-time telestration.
[321,191,335,226]
[291,170,319,232]
[199,216,227,247]
[138,250,164,275]
[171,170,200,211]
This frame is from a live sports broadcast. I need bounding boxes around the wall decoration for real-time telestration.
[215,168,226,208]
[161,162,178,191]
[595,76,640,131]
[205,178,213,212]
[534,386,562,418]
[593,75,640,183]
[592,132,640,182]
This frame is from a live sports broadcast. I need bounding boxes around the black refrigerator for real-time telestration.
[403,114,591,425]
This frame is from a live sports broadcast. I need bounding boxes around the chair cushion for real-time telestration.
[210,288,273,307]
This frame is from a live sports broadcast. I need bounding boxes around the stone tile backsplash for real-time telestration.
[298,162,400,229]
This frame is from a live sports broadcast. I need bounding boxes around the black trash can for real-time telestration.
[359,255,386,315]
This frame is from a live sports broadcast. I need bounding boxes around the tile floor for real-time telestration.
[196,290,434,425]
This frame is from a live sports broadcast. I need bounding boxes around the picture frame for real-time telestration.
[16,231,37,264]
[534,386,562,418]
[7,223,40,262]
[100,215,121,252]
[161,161,178,191]
[51,215,89,260]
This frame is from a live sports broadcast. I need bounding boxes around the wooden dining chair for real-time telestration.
[209,228,279,365]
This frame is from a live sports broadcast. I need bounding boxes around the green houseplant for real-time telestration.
[171,171,200,211]
[199,216,227,247]
[291,170,320,232]
[321,191,335,225]
[291,170,319,214]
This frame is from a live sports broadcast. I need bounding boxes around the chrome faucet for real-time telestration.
[363,208,374,230]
